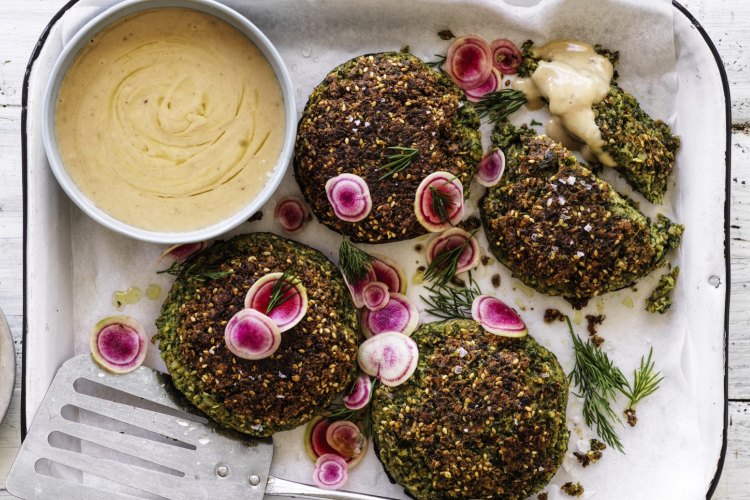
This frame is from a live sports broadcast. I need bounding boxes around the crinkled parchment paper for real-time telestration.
[55,0,708,498]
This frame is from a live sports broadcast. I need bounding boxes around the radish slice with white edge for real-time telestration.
[343,374,373,410]
[490,38,523,75]
[370,254,407,294]
[244,272,307,332]
[471,295,528,337]
[465,67,502,102]
[361,293,419,338]
[357,331,419,387]
[313,454,348,490]
[325,173,372,222]
[362,282,389,311]
[90,316,147,374]
[304,417,368,469]
[445,35,493,90]
[414,172,464,232]
[343,267,377,309]
[426,228,480,275]
[158,242,206,263]
[476,149,505,187]
[326,420,366,459]
[274,197,308,233]
[224,309,282,360]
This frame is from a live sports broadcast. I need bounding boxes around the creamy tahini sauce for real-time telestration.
[514,39,616,167]
[56,8,284,231]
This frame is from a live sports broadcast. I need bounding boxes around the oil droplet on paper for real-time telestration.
[622,296,634,308]
[113,286,143,308]
[146,283,162,300]
[573,310,583,324]
[301,46,312,58]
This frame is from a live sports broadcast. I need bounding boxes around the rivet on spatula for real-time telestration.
[216,465,229,478]
[249,475,261,486]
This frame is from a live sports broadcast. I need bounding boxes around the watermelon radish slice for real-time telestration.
[325,173,372,222]
[274,197,308,233]
[313,454,348,490]
[90,316,147,374]
[304,417,368,469]
[158,242,206,262]
[370,254,407,294]
[414,172,464,232]
[445,35,493,90]
[476,149,505,187]
[224,309,282,360]
[471,295,528,337]
[326,421,366,460]
[362,282,389,311]
[361,293,419,338]
[343,374,373,410]
[357,331,419,387]
[343,267,377,309]
[244,272,307,332]
[426,228,480,275]
[465,67,502,102]
[490,38,523,75]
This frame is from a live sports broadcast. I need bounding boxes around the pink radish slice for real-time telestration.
[426,228,480,275]
[414,172,465,232]
[313,454,348,490]
[90,316,147,374]
[343,266,377,309]
[362,282,389,311]
[274,197,308,233]
[244,273,308,332]
[476,149,505,187]
[343,374,373,410]
[490,38,523,74]
[158,242,206,262]
[326,421,366,460]
[445,35,493,90]
[325,174,372,222]
[370,255,407,294]
[224,309,281,360]
[306,417,338,460]
[471,295,528,337]
[361,293,419,338]
[465,67,502,102]
[357,331,419,387]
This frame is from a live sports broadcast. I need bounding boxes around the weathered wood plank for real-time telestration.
[714,402,750,500]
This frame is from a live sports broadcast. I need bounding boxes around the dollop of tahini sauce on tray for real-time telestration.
[55,8,284,232]
[513,39,616,167]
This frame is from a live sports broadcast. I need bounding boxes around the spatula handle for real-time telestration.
[265,476,396,500]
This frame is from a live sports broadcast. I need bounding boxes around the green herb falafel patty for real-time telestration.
[156,233,358,436]
[480,123,683,309]
[372,319,569,500]
[294,52,482,243]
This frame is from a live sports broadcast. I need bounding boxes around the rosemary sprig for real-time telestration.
[423,232,475,286]
[266,267,300,315]
[474,89,528,125]
[567,317,627,452]
[421,273,482,319]
[429,182,456,225]
[425,54,447,70]
[621,348,663,409]
[378,146,419,180]
[338,239,373,283]
[157,260,233,282]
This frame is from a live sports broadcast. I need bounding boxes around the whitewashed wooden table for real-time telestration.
[0,0,747,498]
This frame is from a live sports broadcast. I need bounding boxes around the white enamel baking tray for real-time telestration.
[20,0,730,498]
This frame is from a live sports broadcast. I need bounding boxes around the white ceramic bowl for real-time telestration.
[42,0,296,244]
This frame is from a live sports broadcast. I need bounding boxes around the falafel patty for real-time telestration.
[294,52,482,243]
[480,123,683,308]
[372,319,569,500]
[156,233,358,436]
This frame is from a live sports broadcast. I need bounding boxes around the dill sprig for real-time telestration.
[622,348,663,410]
[378,146,419,180]
[157,260,233,282]
[421,273,482,319]
[266,267,301,315]
[338,239,373,283]
[426,54,447,71]
[423,232,475,286]
[429,183,456,225]
[567,317,627,452]
[474,89,528,125]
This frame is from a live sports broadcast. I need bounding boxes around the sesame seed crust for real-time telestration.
[294,52,482,243]
[372,319,569,500]
[156,233,358,437]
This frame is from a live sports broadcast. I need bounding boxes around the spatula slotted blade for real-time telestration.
[7,355,273,500]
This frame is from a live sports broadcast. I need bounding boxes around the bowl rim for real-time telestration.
[42,0,297,244]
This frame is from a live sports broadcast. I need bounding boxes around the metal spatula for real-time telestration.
[6,355,393,500]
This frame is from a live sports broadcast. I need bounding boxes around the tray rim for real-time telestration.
[18,1,732,498]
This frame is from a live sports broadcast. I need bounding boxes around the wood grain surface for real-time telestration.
[0,0,747,498]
